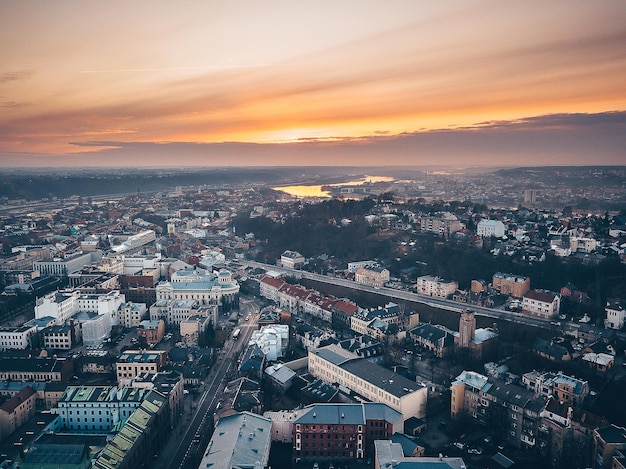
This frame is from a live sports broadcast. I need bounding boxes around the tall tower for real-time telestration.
[459,310,476,348]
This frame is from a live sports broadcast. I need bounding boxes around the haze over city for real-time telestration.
[1,0,626,168]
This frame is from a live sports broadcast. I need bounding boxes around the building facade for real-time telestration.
[492,272,531,298]
[308,345,427,421]
[416,275,458,298]
[522,290,561,319]
[293,403,403,464]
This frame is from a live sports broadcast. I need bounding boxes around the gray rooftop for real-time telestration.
[341,359,425,398]
[197,412,272,469]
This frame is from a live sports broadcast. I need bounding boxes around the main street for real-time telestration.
[155,299,260,469]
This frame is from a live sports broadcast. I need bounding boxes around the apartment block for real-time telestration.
[293,403,403,463]
[308,345,427,421]
[522,290,561,319]
[492,272,530,298]
[116,350,167,385]
[416,275,458,298]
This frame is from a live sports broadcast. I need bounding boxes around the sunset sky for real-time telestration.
[1,0,625,167]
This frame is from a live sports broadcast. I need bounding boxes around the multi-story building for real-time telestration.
[280,250,305,269]
[155,268,239,313]
[41,325,73,350]
[116,350,167,385]
[416,275,458,298]
[180,314,210,346]
[355,265,390,287]
[408,323,455,358]
[347,261,377,273]
[35,289,125,329]
[196,412,272,469]
[130,371,185,430]
[78,311,112,347]
[35,290,80,325]
[477,219,506,238]
[149,299,197,326]
[570,236,597,253]
[374,440,466,469]
[0,386,37,438]
[593,424,626,469]
[492,272,531,298]
[605,298,625,330]
[451,370,548,449]
[308,345,427,421]
[0,324,38,351]
[92,389,170,469]
[110,230,156,254]
[259,275,285,303]
[522,371,589,407]
[119,301,148,328]
[522,290,561,319]
[0,356,71,382]
[34,250,102,277]
[293,403,403,464]
[249,325,289,362]
[351,303,404,341]
[137,319,165,345]
[418,213,463,235]
[540,399,608,468]
[56,385,149,432]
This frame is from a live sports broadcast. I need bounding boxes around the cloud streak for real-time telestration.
[2,111,624,168]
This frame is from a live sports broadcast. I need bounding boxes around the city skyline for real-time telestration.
[1,1,625,167]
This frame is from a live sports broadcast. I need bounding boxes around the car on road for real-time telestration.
[468,448,483,455]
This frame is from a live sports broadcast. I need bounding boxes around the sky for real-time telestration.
[1,0,625,168]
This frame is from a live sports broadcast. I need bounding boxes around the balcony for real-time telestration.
[521,434,536,446]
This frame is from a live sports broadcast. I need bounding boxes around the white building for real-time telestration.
[155,268,239,312]
[522,290,561,319]
[80,312,112,347]
[35,290,125,327]
[249,325,289,362]
[477,219,506,238]
[110,230,156,254]
[605,298,625,330]
[119,302,148,328]
[0,325,38,351]
[34,250,102,276]
[569,236,597,254]
[416,275,458,298]
[279,250,305,269]
[56,385,150,432]
[35,290,80,325]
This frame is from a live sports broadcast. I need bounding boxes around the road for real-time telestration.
[157,300,260,469]
[243,261,554,330]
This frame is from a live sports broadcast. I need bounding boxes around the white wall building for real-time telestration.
[477,219,506,238]
[56,385,149,432]
[81,312,112,347]
[522,290,561,319]
[0,325,38,351]
[119,302,148,328]
[155,269,239,311]
[605,299,625,330]
[249,325,289,362]
[416,275,458,298]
